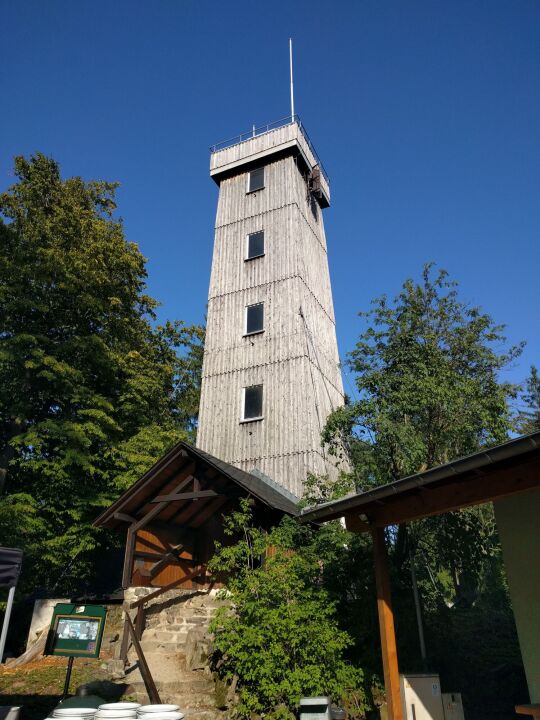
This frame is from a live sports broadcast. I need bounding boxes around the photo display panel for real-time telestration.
[46,603,107,658]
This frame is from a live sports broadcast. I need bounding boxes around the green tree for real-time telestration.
[324,264,521,487]
[209,500,365,720]
[0,153,203,592]
[517,365,540,434]
[320,264,525,714]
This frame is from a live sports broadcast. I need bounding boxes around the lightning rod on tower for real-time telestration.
[289,38,295,118]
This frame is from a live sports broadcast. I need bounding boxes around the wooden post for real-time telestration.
[372,527,403,720]
[125,612,161,704]
[135,606,145,641]
[122,527,136,588]
[119,614,130,665]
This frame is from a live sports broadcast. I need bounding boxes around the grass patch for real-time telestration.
[0,656,110,720]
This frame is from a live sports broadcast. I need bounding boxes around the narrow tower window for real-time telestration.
[246,230,264,260]
[245,302,264,335]
[247,167,264,193]
[242,384,263,421]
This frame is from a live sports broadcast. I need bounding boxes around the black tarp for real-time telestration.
[0,547,23,588]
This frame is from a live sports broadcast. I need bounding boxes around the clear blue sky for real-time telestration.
[2,0,539,399]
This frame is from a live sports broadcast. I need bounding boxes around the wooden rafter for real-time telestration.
[183,495,231,528]
[131,465,196,532]
[114,512,137,524]
[167,491,225,527]
[152,489,221,503]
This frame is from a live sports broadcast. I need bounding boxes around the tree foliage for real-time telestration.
[318,264,527,715]
[517,365,540,434]
[0,153,204,592]
[321,263,522,596]
[208,500,366,720]
[324,263,521,488]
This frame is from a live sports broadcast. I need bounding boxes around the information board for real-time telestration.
[46,603,107,658]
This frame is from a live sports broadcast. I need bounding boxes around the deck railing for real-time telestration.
[210,114,330,185]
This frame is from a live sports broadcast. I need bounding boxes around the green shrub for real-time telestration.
[208,501,366,720]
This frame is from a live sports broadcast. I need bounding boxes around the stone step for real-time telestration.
[127,683,217,708]
[124,658,214,688]
[145,622,186,632]
[147,616,214,627]
[136,678,215,693]
[146,607,221,617]
[147,618,212,627]
[142,629,190,643]
[184,711,225,720]
[145,600,224,611]
[139,639,190,653]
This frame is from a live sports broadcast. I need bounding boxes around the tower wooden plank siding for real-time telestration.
[197,118,346,497]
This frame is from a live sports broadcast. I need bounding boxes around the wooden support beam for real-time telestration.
[135,565,152,577]
[145,519,197,534]
[134,535,170,554]
[345,514,372,534]
[167,493,227,527]
[371,460,540,528]
[130,566,202,609]
[114,512,137,524]
[124,612,161,704]
[135,606,145,641]
[119,615,130,665]
[131,466,196,532]
[122,468,195,587]
[100,447,192,527]
[192,496,233,528]
[372,527,403,720]
[152,489,220,503]
[133,549,189,562]
[148,541,194,579]
[122,527,136,588]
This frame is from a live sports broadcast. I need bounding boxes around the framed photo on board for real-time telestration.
[46,603,107,658]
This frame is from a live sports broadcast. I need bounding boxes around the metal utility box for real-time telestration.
[299,697,331,720]
[442,693,465,720]
[400,674,444,720]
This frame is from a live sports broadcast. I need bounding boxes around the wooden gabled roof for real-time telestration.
[94,441,299,532]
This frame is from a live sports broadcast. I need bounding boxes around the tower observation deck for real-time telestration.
[197,116,346,498]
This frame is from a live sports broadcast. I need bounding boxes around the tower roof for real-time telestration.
[209,115,330,207]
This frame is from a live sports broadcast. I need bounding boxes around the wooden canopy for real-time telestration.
[301,431,540,720]
[95,441,299,589]
[302,432,540,531]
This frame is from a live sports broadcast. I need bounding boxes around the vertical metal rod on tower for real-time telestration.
[289,38,295,119]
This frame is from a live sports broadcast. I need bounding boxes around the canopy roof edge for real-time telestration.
[300,431,540,526]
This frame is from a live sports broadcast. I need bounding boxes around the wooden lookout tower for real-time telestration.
[197,116,346,497]
[93,116,348,695]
